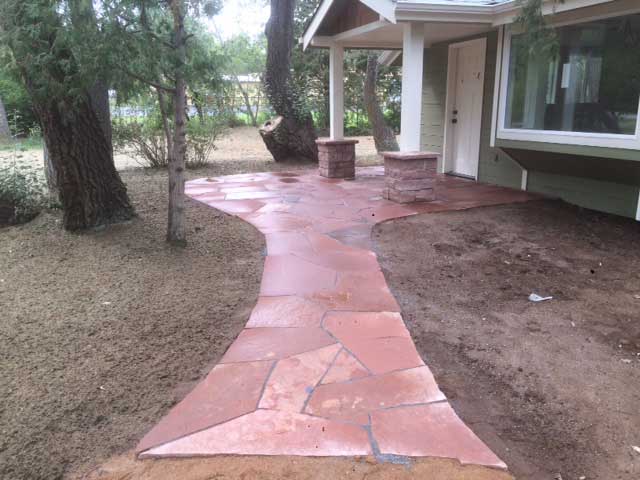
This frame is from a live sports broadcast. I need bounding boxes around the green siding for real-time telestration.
[420,45,447,172]
[419,31,640,219]
[527,171,639,219]
[420,32,524,188]
[477,32,523,190]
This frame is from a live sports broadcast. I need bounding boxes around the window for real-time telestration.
[498,13,640,149]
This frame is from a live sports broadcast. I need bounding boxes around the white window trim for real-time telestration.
[496,16,640,151]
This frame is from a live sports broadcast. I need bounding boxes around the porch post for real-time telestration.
[400,22,425,151]
[329,44,344,140]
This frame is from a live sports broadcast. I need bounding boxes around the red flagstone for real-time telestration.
[141,409,372,458]
[246,296,326,328]
[336,336,424,375]
[260,255,337,297]
[137,167,539,466]
[323,311,410,341]
[220,327,336,363]
[259,344,341,411]
[305,366,446,424]
[321,349,370,385]
[371,403,507,469]
[136,361,273,453]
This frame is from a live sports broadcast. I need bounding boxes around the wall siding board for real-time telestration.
[527,172,640,219]
[419,30,640,218]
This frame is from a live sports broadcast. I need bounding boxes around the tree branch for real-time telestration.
[121,68,176,93]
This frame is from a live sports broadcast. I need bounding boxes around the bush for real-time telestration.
[112,116,168,168]
[112,114,225,169]
[0,160,49,225]
[0,71,38,137]
[186,117,226,169]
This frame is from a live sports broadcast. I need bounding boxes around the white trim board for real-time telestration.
[636,190,640,221]
[489,25,504,148]
[495,18,640,151]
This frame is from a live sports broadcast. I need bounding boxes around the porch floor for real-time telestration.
[136,167,537,469]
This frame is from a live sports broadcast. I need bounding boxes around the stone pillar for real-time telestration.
[382,151,439,203]
[316,138,358,180]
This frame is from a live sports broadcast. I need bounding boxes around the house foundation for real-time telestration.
[383,151,439,203]
[316,138,358,180]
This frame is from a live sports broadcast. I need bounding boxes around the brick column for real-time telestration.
[382,151,439,203]
[316,138,358,180]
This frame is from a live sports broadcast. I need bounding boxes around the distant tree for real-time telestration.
[261,0,318,162]
[364,54,398,152]
[0,0,134,230]
[292,0,329,131]
[0,96,9,141]
[0,48,39,136]
[222,34,266,127]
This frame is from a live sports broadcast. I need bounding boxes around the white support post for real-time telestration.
[329,44,344,140]
[400,22,425,152]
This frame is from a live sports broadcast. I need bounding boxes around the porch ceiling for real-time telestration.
[314,21,492,50]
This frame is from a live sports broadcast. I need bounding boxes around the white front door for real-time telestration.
[447,39,486,178]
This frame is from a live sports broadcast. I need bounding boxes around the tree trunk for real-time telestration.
[0,96,10,141]
[36,96,134,230]
[235,77,257,127]
[43,143,59,202]
[262,0,318,162]
[364,54,399,153]
[167,0,187,246]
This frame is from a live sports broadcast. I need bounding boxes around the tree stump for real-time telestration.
[259,116,317,163]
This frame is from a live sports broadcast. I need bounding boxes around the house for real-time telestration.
[302,0,640,220]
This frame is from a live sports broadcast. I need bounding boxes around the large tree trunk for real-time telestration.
[364,54,399,153]
[167,0,187,245]
[0,96,10,141]
[43,143,59,202]
[36,96,134,230]
[262,0,318,162]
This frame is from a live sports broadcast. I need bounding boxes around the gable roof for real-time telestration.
[302,0,616,49]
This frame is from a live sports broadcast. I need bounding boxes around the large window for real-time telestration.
[499,13,640,149]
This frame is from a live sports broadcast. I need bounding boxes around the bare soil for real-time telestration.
[0,127,383,480]
[373,200,640,480]
[0,126,383,171]
[0,162,283,480]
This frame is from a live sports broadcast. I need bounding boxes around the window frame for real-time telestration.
[496,12,640,151]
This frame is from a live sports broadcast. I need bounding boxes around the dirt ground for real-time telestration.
[0,162,279,480]
[0,126,385,480]
[86,453,512,480]
[373,200,640,480]
[0,126,383,171]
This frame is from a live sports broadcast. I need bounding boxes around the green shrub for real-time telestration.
[0,160,48,225]
[185,117,226,169]
[112,115,226,170]
[112,116,168,168]
[0,72,38,137]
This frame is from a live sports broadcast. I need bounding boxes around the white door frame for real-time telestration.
[442,37,487,179]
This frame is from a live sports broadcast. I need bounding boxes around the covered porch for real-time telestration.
[302,0,512,155]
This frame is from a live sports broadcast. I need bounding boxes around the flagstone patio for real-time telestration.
[136,166,537,470]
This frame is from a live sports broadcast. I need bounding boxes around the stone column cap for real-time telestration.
[316,138,359,146]
[382,151,439,160]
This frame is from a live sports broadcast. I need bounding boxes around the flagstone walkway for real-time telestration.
[137,166,536,470]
